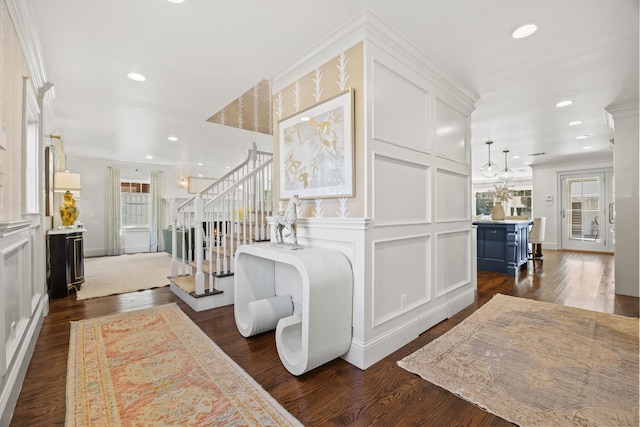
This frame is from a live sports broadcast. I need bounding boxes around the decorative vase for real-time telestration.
[491,202,505,220]
[60,191,79,226]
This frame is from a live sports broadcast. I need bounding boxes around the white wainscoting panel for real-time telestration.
[0,219,47,426]
[436,168,470,221]
[373,153,429,224]
[435,229,472,298]
[435,98,469,164]
[372,61,429,152]
[372,234,431,327]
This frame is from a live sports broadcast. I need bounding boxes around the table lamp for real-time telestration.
[54,171,81,227]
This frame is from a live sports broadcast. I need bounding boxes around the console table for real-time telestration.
[47,228,86,298]
[473,220,530,276]
[234,243,353,375]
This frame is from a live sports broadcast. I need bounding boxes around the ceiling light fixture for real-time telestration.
[480,140,500,178]
[583,146,593,150]
[556,100,573,107]
[167,0,185,3]
[127,72,146,82]
[568,120,582,126]
[512,24,538,39]
[168,135,178,141]
[197,161,203,166]
[145,155,153,159]
[576,135,588,139]
[498,150,515,182]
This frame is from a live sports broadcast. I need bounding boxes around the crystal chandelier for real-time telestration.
[480,141,499,178]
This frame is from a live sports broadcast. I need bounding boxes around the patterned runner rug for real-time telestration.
[398,294,639,426]
[66,303,302,426]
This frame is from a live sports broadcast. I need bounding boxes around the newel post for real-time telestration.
[194,195,205,294]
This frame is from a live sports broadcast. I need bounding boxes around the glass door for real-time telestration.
[560,170,614,252]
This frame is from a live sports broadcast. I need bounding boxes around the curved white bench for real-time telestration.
[234,244,353,375]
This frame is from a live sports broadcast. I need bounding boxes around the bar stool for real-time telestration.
[529,217,546,266]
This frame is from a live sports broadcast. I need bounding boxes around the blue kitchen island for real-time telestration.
[473,220,531,276]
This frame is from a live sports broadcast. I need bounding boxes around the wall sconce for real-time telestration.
[178,176,188,189]
[54,171,81,227]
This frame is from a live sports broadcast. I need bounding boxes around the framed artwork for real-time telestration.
[188,176,217,194]
[278,88,354,199]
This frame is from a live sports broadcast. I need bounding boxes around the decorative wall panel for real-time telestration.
[0,2,30,220]
[372,235,430,326]
[434,98,468,164]
[207,79,273,135]
[274,43,364,218]
[435,230,471,297]
[436,168,469,221]
[373,153,429,223]
[372,62,429,152]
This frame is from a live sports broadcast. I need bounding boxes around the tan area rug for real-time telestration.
[66,303,302,426]
[77,252,171,300]
[398,294,639,426]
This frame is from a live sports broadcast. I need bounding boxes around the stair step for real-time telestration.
[169,274,223,298]
[188,259,233,277]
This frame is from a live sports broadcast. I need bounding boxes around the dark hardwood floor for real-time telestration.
[9,250,639,426]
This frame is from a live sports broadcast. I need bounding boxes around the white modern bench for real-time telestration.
[234,243,353,375]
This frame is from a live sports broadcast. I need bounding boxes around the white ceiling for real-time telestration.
[30,0,638,181]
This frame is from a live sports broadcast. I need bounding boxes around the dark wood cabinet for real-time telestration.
[474,220,531,276]
[47,228,85,298]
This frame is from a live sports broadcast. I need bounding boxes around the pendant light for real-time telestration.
[480,141,499,178]
[498,149,515,182]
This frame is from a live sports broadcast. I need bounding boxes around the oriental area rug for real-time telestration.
[77,252,171,300]
[66,303,302,426]
[398,294,639,427]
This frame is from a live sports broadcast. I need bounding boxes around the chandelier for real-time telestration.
[480,141,499,178]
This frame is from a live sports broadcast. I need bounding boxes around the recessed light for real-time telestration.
[225,164,230,169]
[576,135,588,140]
[145,155,153,159]
[168,135,178,141]
[198,173,202,177]
[300,117,310,122]
[167,0,184,3]
[512,24,538,39]
[583,146,592,150]
[127,72,146,82]
[556,100,573,107]
[512,155,520,159]
[523,161,532,165]
[197,161,203,166]
[568,120,582,126]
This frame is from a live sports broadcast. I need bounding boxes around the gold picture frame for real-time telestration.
[278,88,354,199]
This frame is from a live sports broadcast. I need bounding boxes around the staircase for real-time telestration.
[168,143,273,311]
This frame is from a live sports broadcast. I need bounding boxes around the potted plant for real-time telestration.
[488,184,512,220]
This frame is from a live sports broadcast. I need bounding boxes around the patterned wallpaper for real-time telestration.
[273,42,364,219]
[0,2,30,220]
[207,78,272,135]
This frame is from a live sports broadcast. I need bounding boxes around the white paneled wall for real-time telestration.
[274,11,479,369]
[0,220,48,425]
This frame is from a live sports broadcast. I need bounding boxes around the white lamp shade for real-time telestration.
[54,171,82,191]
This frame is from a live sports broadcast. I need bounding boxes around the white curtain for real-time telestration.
[150,170,164,252]
[107,167,122,256]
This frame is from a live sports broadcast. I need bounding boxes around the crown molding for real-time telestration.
[606,102,639,120]
[272,8,370,92]
[5,0,54,102]
[272,8,479,108]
